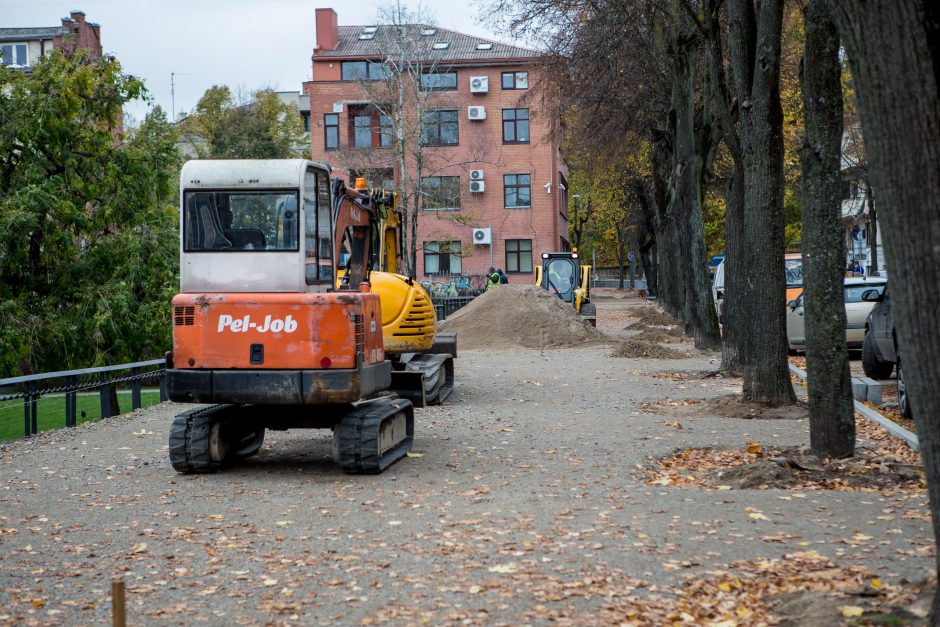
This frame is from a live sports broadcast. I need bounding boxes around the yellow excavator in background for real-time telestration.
[534,251,596,326]
[360,186,456,406]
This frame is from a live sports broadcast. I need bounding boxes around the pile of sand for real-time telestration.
[438,284,606,349]
[629,307,680,327]
[612,338,687,359]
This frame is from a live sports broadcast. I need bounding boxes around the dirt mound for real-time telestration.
[635,328,688,344]
[628,307,680,327]
[438,284,606,349]
[647,444,924,492]
[641,394,809,420]
[612,338,687,359]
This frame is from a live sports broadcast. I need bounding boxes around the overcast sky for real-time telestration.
[1,0,509,124]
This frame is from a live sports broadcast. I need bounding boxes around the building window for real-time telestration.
[0,43,28,67]
[503,174,531,208]
[505,239,533,273]
[420,71,458,91]
[380,115,393,147]
[301,111,311,132]
[353,114,373,148]
[324,113,339,150]
[421,176,461,210]
[424,241,462,275]
[502,108,530,143]
[350,168,395,191]
[422,110,459,146]
[501,71,528,90]
[341,61,389,81]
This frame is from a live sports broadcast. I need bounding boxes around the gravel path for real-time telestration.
[0,295,932,625]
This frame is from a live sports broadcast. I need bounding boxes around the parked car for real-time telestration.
[861,283,912,418]
[786,276,887,353]
[784,251,803,303]
[712,253,804,325]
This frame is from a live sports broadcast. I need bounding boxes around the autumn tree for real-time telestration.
[489,0,720,347]
[0,51,180,377]
[179,85,307,160]
[825,0,940,615]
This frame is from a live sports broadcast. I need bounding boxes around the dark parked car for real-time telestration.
[862,284,912,418]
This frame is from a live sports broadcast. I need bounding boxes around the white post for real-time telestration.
[489,224,494,270]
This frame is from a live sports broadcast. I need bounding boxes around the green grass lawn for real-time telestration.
[0,389,163,442]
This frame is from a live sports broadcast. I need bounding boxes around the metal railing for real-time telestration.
[0,359,167,439]
[432,296,478,321]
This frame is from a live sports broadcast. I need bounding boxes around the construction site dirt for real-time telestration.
[0,293,932,625]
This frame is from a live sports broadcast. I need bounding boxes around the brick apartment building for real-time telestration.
[303,8,569,281]
[0,10,102,71]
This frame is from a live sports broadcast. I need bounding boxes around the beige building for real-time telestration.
[0,10,102,71]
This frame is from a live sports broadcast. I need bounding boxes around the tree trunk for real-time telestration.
[826,0,940,615]
[721,168,745,374]
[670,33,721,349]
[728,0,795,405]
[652,134,682,316]
[868,193,879,275]
[800,0,854,457]
[633,179,658,297]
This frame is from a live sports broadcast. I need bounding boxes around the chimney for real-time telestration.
[315,8,338,52]
[70,10,86,23]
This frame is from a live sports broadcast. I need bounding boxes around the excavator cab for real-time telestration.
[534,251,596,326]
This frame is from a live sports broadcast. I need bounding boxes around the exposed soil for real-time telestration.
[648,443,924,493]
[641,394,809,420]
[631,370,725,381]
[625,307,681,327]
[612,338,687,359]
[438,284,606,349]
[634,328,690,344]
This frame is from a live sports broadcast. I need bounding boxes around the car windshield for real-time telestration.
[184,191,299,252]
[785,258,803,288]
[845,283,886,303]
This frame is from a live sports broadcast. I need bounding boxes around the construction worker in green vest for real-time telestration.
[486,267,501,290]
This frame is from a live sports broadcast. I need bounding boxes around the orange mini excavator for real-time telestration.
[165,159,413,474]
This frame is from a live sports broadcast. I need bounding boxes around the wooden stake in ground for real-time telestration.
[112,579,126,627]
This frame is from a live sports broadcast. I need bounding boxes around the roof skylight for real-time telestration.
[432,41,449,50]
[475,42,494,50]
[359,33,375,40]
[421,28,437,36]
[362,26,378,33]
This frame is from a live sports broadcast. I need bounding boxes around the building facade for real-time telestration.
[0,10,102,71]
[840,127,885,275]
[303,9,569,281]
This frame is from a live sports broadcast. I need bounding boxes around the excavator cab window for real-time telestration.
[304,169,334,285]
[183,191,298,251]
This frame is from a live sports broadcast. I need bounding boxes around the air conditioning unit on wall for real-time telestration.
[468,106,486,120]
[469,180,485,193]
[469,169,484,181]
[470,76,489,93]
[472,227,492,245]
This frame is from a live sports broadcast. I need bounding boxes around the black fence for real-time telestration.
[432,296,478,321]
[0,359,167,440]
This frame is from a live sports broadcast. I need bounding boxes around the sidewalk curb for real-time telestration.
[789,363,919,452]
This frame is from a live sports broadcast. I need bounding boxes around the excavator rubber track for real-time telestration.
[390,353,455,407]
[334,396,414,474]
[168,405,266,473]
